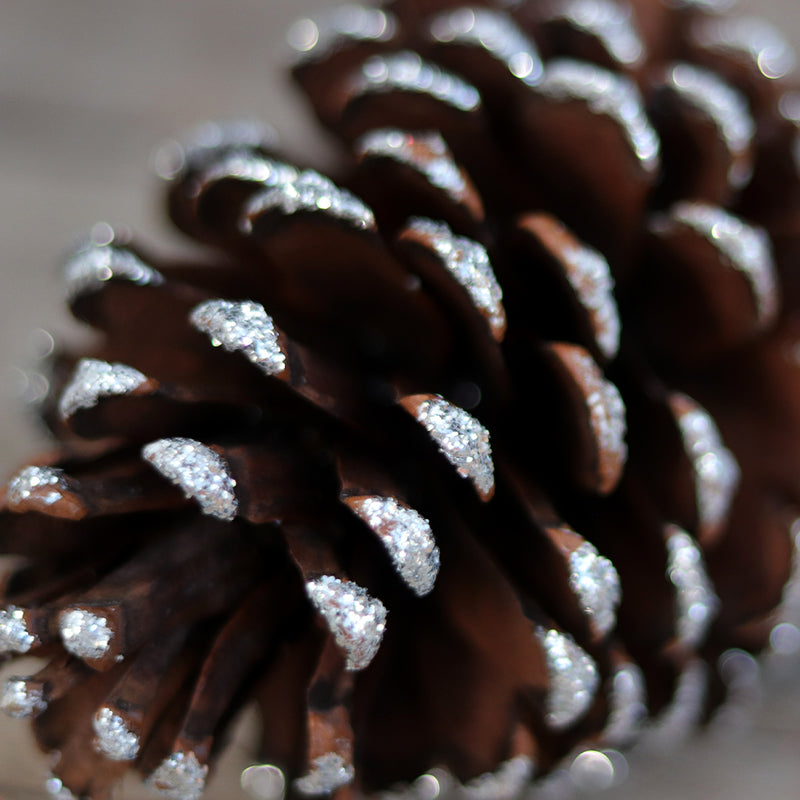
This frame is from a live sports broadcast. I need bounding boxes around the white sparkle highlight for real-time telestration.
[406,217,505,338]
[59,358,148,420]
[305,576,387,671]
[348,496,440,596]
[603,662,648,746]
[190,299,287,377]
[569,541,621,636]
[150,751,209,800]
[197,152,298,190]
[671,202,779,326]
[142,437,238,521]
[64,244,164,302]
[294,753,355,797]
[7,466,66,510]
[537,59,660,173]
[93,706,140,761]
[537,627,600,729]
[1,679,47,719]
[413,396,495,499]
[0,606,35,654]
[59,608,114,661]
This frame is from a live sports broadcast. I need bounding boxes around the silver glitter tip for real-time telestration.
[294,753,355,797]
[569,541,621,637]
[142,437,238,521]
[59,358,148,420]
[6,465,67,511]
[59,608,114,661]
[241,764,286,800]
[412,395,495,499]
[603,662,648,746]
[1,678,47,719]
[536,627,600,729]
[93,706,141,761]
[150,751,209,800]
[347,496,440,596]
[190,299,287,377]
[0,606,36,654]
[305,576,387,671]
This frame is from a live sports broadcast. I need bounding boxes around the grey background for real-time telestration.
[1,1,800,798]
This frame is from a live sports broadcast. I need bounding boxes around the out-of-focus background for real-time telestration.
[2,1,800,798]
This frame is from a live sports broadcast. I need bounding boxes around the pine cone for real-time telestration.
[2,0,800,798]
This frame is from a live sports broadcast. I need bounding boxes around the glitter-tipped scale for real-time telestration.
[6,466,70,513]
[93,706,141,762]
[568,541,621,637]
[59,359,149,421]
[1,678,48,719]
[294,753,355,797]
[149,751,208,800]
[59,609,115,662]
[0,605,36,654]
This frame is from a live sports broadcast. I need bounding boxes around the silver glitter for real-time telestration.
[603,662,648,746]
[536,59,660,174]
[348,496,440,596]
[413,396,495,499]
[241,764,286,800]
[355,129,468,201]
[546,0,645,66]
[561,243,620,359]
[353,51,481,113]
[692,15,795,80]
[672,392,741,533]
[0,606,35,654]
[671,202,779,325]
[461,755,534,800]
[536,627,600,729]
[666,63,754,187]
[190,299,287,377]
[150,751,209,800]
[7,465,66,510]
[287,6,397,62]
[569,541,621,637]
[63,243,164,302]
[294,753,355,797]
[142,437,238,521]
[407,217,505,338]
[429,7,543,86]
[59,358,148,420]
[93,706,140,761]
[198,152,298,190]
[305,575,387,671]
[1,679,47,719]
[59,608,114,660]
[665,524,720,648]
[243,170,376,231]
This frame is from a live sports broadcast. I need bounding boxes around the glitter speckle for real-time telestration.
[150,751,209,800]
[294,753,355,797]
[59,358,148,420]
[59,608,114,661]
[347,496,440,596]
[569,541,621,636]
[142,437,238,521]
[93,706,141,761]
[305,576,387,671]
[1,679,47,719]
[190,299,287,377]
[0,606,35,654]
[7,466,66,510]
[198,153,298,189]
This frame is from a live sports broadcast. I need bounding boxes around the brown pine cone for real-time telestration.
[3,1,800,799]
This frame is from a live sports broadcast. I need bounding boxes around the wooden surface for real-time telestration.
[2,0,800,797]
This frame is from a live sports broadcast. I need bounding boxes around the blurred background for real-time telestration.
[2,0,800,797]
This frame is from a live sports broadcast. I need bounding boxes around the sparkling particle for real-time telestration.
[413,396,495,498]
[59,608,114,660]
[347,496,440,596]
[198,152,298,190]
[142,437,238,521]
[63,243,164,302]
[665,524,720,648]
[45,775,78,800]
[672,393,741,533]
[461,755,534,800]
[1,679,47,719]
[536,627,600,729]
[243,170,376,231]
[294,753,355,796]
[7,466,66,510]
[429,7,543,85]
[352,51,481,113]
[190,299,287,377]
[59,358,148,420]
[150,751,209,800]
[93,706,141,761]
[406,217,506,338]
[603,662,648,746]
[562,243,620,359]
[241,764,287,800]
[569,541,621,636]
[305,576,387,671]
[671,202,778,325]
[536,59,660,173]
[0,606,35,654]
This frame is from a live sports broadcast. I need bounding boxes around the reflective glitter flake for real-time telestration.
[199,153,298,189]
[305,576,387,671]
[348,496,440,596]
[59,608,114,661]
[414,396,495,498]
[190,299,287,377]
[537,628,600,729]
[569,541,621,637]
[1,679,47,719]
[142,437,238,521]
[0,606,35,654]
[150,751,209,800]
[93,706,141,761]
[7,466,66,509]
[59,358,148,420]
[294,753,355,797]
